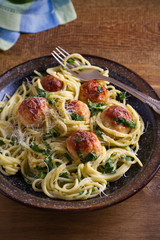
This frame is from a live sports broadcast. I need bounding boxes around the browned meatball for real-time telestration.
[101,105,133,133]
[41,75,63,92]
[65,100,90,121]
[66,130,102,161]
[18,97,49,127]
[79,80,108,104]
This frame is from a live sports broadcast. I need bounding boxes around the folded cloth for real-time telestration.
[0,0,77,51]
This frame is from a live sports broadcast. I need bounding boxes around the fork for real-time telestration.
[51,47,160,114]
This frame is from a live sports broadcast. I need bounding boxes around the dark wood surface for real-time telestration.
[0,1,159,239]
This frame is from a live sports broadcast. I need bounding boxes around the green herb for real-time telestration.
[97,86,103,93]
[7,102,10,106]
[102,157,116,174]
[37,172,46,179]
[47,98,55,105]
[114,118,136,128]
[120,156,132,162]
[78,177,82,182]
[20,91,24,95]
[76,137,81,143]
[96,130,104,139]
[78,64,85,71]
[35,87,50,99]
[36,183,42,189]
[25,178,32,185]
[95,125,104,139]
[30,143,49,155]
[63,152,72,161]
[44,152,54,171]
[35,166,46,171]
[87,189,90,194]
[0,107,3,113]
[119,91,126,100]
[55,162,61,167]
[0,140,5,146]
[71,112,83,121]
[76,149,83,159]
[76,149,98,163]
[43,141,51,151]
[82,152,98,163]
[88,100,106,116]
[43,128,60,140]
[67,59,75,64]
[59,172,69,178]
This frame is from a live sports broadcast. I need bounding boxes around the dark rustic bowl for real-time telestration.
[0,55,159,212]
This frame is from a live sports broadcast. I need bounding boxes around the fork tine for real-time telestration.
[56,46,80,68]
[52,49,75,68]
[53,50,65,62]
[51,51,67,69]
[51,51,74,73]
[51,51,79,78]
[57,46,70,57]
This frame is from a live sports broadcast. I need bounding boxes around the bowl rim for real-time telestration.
[0,54,159,212]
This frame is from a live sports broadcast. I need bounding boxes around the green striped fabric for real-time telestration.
[0,0,77,50]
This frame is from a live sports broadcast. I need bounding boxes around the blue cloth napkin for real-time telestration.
[0,0,77,51]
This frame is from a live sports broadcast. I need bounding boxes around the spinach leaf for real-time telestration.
[82,152,98,163]
[119,91,126,100]
[88,100,106,116]
[102,157,116,174]
[44,152,54,171]
[120,156,132,162]
[76,149,83,159]
[76,137,81,143]
[37,172,46,179]
[67,59,75,64]
[95,125,104,139]
[30,143,49,155]
[97,86,103,93]
[36,87,50,99]
[71,112,83,121]
[43,128,60,140]
[114,118,136,128]
[63,152,72,161]
[59,172,69,178]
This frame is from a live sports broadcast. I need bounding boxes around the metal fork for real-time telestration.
[51,47,160,114]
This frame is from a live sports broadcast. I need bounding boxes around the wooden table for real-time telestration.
[0,1,159,239]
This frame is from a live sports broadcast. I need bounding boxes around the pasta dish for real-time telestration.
[0,53,144,200]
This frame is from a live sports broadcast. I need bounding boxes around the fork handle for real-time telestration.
[100,75,160,114]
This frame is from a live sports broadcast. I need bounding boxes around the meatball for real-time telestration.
[18,97,49,127]
[41,75,63,92]
[65,100,90,121]
[79,80,108,104]
[66,130,101,161]
[101,105,133,134]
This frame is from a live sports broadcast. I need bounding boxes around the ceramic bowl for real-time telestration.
[0,55,159,212]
